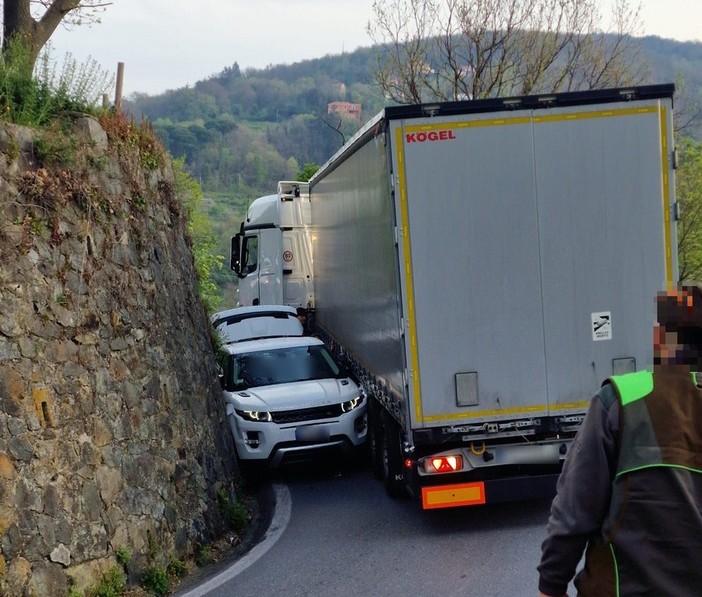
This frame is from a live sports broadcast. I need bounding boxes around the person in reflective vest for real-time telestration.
[537,284,702,597]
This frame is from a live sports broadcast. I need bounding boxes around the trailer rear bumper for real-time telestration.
[420,473,560,510]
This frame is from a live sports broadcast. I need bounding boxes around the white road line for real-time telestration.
[178,484,291,596]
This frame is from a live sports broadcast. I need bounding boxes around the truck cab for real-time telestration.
[231,181,314,309]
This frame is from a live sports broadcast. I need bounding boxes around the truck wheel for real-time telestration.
[382,413,406,498]
[368,400,384,479]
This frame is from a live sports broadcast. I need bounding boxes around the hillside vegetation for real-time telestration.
[124,36,702,303]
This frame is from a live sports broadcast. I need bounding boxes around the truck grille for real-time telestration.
[272,404,343,424]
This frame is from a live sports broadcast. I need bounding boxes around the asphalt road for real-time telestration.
[178,463,566,597]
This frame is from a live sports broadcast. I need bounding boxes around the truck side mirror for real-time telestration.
[230,233,242,275]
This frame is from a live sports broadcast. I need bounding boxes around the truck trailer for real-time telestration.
[231,84,678,509]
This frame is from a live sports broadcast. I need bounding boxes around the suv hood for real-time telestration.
[227,378,360,411]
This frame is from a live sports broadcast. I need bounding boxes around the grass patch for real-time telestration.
[86,566,126,597]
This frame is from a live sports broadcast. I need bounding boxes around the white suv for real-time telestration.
[217,335,367,480]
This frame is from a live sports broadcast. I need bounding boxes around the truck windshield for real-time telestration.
[231,345,343,390]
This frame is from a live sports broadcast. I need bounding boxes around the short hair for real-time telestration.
[296,307,306,317]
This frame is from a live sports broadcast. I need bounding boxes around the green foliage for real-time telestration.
[140,564,169,597]
[0,38,111,126]
[33,124,78,166]
[173,157,224,312]
[127,47,386,195]
[217,488,249,535]
[127,37,702,199]
[124,37,702,305]
[194,544,212,567]
[677,137,702,280]
[296,163,319,181]
[115,545,131,572]
[86,566,126,597]
[167,557,187,579]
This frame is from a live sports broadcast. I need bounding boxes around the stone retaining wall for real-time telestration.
[0,117,237,595]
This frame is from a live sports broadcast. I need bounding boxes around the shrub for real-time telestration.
[167,557,187,579]
[115,545,131,572]
[141,564,169,597]
[194,544,212,567]
[86,566,126,597]
[217,488,249,535]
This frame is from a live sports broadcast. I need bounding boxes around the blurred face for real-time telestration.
[654,323,702,368]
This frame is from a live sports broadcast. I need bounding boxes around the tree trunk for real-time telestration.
[2,0,82,71]
[3,0,32,48]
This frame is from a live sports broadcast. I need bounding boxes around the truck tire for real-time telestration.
[382,412,406,498]
[368,400,384,479]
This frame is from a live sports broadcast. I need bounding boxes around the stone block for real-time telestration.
[92,419,113,447]
[9,437,33,462]
[50,543,71,567]
[4,557,31,596]
[96,466,122,507]
[26,560,69,596]
[18,337,36,358]
[72,117,108,152]
[46,340,79,363]
[0,338,20,361]
[0,453,16,480]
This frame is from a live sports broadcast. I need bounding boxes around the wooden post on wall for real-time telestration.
[114,62,125,111]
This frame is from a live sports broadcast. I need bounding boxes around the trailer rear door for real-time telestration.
[391,112,549,428]
[391,97,675,429]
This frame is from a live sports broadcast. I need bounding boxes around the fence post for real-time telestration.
[114,62,125,111]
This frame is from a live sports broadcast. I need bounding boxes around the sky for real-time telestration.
[46,0,702,98]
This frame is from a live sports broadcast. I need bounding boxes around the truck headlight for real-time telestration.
[340,396,362,413]
[236,409,273,422]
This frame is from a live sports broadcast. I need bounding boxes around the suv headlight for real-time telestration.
[235,409,273,422]
[340,396,363,413]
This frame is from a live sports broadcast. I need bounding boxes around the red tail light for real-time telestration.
[427,455,463,473]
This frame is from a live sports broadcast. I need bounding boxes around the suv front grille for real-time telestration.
[272,404,344,424]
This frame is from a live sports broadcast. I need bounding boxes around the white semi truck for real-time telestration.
[231,84,678,509]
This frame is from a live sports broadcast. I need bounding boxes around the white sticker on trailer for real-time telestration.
[592,312,612,341]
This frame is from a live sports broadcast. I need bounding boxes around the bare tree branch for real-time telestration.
[367,0,647,103]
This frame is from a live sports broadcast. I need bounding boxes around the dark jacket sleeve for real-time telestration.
[537,384,620,596]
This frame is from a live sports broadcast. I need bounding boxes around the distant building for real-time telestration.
[327,101,362,120]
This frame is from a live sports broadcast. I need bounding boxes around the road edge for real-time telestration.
[175,483,291,596]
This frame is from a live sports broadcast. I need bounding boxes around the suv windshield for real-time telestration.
[230,345,343,390]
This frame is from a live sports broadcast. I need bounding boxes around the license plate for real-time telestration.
[295,425,330,442]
